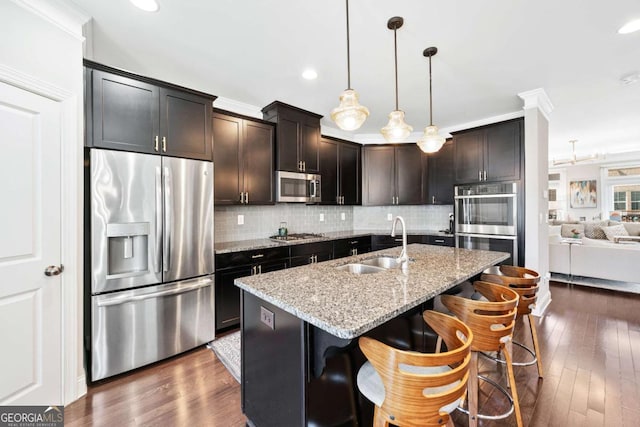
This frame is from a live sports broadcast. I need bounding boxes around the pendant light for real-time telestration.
[331,0,369,131]
[417,47,446,153]
[381,16,412,143]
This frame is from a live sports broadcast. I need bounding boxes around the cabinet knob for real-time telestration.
[432,196,436,204]
[44,264,64,276]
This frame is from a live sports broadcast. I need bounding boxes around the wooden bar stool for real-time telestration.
[440,281,522,427]
[357,310,473,427]
[481,265,543,378]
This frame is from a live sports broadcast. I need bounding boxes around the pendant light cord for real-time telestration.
[393,27,399,110]
[428,54,433,126]
[346,0,351,90]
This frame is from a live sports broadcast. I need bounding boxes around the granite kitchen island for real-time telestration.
[235,244,509,427]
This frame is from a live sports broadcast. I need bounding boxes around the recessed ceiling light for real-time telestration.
[302,69,318,80]
[130,0,159,12]
[618,19,640,34]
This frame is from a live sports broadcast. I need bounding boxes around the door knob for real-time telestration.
[44,265,64,276]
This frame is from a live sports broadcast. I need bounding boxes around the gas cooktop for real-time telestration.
[269,233,324,242]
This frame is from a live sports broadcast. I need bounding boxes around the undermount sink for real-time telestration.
[335,263,386,275]
[361,256,402,269]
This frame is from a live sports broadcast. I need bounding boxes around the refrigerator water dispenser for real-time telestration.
[106,222,150,278]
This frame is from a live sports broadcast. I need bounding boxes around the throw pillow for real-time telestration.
[561,223,584,238]
[602,224,629,242]
[584,220,609,239]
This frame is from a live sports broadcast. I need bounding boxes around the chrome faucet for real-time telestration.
[391,216,409,268]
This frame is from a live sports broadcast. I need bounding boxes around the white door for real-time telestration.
[0,80,62,405]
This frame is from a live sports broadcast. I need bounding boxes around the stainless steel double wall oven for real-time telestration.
[455,182,521,265]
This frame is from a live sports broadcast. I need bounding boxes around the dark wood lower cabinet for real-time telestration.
[214,257,289,331]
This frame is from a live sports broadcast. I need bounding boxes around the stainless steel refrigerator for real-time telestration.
[87,148,214,381]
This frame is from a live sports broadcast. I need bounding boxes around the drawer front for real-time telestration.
[216,246,290,270]
[290,241,334,257]
[427,235,454,247]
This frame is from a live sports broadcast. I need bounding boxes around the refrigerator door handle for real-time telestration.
[96,278,213,307]
[154,166,163,273]
[163,166,172,273]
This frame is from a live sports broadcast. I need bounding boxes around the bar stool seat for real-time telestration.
[440,281,522,427]
[357,310,473,427]
[481,265,543,378]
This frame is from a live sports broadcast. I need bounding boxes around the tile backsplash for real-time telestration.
[215,204,452,242]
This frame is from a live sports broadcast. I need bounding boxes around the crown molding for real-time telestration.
[213,96,263,119]
[11,0,90,41]
[518,88,554,120]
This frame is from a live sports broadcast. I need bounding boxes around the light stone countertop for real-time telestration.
[234,244,509,339]
[214,229,454,254]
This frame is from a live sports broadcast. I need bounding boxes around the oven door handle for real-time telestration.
[455,232,517,239]
[454,193,516,199]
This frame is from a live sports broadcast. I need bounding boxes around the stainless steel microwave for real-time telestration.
[276,171,321,203]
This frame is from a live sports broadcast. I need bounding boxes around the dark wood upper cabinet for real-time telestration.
[212,111,275,205]
[362,146,395,206]
[426,139,454,204]
[87,62,215,161]
[319,137,361,205]
[262,101,322,173]
[160,88,212,160]
[90,69,160,154]
[339,142,361,205]
[362,144,425,205]
[453,119,522,184]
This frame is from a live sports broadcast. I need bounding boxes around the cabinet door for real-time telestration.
[362,146,395,205]
[484,120,521,182]
[215,265,253,331]
[453,129,484,183]
[160,88,212,161]
[340,142,361,205]
[212,113,243,204]
[91,69,159,154]
[276,114,300,172]
[244,120,275,204]
[319,138,339,204]
[427,139,454,204]
[300,118,320,173]
[395,145,424,204]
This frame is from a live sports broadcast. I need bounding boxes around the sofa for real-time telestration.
[549,220,640,284]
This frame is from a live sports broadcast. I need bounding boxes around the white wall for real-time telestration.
[551,163,602,221]
[1,0,87,404]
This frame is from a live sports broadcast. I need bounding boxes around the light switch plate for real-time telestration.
[260,306,274,330]
[387,213,393,221]
[237,214,244,225]
[341,212,346,221]
[319,213,325,222]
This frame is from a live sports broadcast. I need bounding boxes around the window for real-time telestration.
[614,191,627,210]
[632,191,640,210]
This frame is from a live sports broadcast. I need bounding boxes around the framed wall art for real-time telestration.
[569,179,597,208]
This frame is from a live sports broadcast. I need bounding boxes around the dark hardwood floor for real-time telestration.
[65,282,640,426]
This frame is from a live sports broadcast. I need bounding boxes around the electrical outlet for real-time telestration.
[341,212,346,221]
[260,306,274,330]
[237,214,244,225]
[387,213,393,221]
[319,213,325,222]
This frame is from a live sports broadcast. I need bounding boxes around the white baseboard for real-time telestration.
[76,375,87,400]
[532,288,551,317]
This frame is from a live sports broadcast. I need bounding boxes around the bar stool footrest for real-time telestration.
[480,341,537,367]
[456,375,514,421]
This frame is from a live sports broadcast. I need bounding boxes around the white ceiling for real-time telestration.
[70,0,640,160]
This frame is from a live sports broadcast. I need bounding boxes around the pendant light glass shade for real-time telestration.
[331,89,369,131]
[417,47,445,153]
[331,0,368,131]
[381,17,411,142]
[381,110,412,143]
[417,125,446,153]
